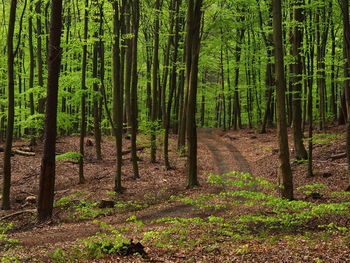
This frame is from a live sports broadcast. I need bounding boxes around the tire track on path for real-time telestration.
[198,128,251,175]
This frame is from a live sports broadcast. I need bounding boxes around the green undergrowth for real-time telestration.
[0,222,26,262]
[144,172,350,251]
[48,172,350,261]
[55,152,83,163]
[54,191,110,220]
[49,221,133,262]
[54,189,172,221]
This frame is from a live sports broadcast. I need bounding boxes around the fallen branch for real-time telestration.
[0,147,35,156]
[0,209,36,221]
[122,147,145,155]
[330,152,346,160]
[13,149,35,156]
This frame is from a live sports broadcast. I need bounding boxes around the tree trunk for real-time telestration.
[151,0,160,163]
[340,0,350,190]
[112,0,124,192]
[37,0,63,221]
[291,0,308,160]
[93,1,102,160]
[130,0,140,179]
[272,0,293,200]
[164,0,181,170]
[78,0,89,185]
[2,0,17,210]
[186,0,202,188]
[36,0,45,114]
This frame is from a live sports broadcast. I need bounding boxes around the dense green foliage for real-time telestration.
[0,0,346,138]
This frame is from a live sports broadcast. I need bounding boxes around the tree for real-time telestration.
[340,0,350,191]
[130,0,140,179]
[272,0,293,200]
[186,0,202,188]
[37,0,64,221]
[151,0,160,163]
[291,0,308,160]
[78,0,89,185]
[111,0,124,192]
[2,0,17,210]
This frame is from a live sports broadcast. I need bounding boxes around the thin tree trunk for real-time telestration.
[340,0,350,190]
[291,0,308,160]
[78,0,89,184]
[186,0,202,188]
[130,0,140,179]
[272,0,293,200]
[2,0,17,210]
[36,0,45,114]
[37,0,63,221]
[112,0,124,192]
[93,1,102,160]
[151,0,160,163]
[164,0,181,170]
[28,0,36,146]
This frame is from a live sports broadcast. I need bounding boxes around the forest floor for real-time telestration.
[0,126,350,262]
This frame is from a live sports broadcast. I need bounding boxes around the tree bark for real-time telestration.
[291,0,308,160]
[272,0,293,200]
[340,0,350,190]
[2,0,17,210]
[78,0,89,184]
[186,0,202,188]
[130,0,140,179]
[37,0,63,221]
[112,0,124,192]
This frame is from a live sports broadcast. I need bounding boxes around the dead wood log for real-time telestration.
[12,149,35,156]
[330,152,347,160]
[0,209,36,221]
[122,147,145,155]
[0,147,35,156]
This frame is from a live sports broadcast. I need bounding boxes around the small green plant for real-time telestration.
[297,184,327,196]
[235,244,251,255]
[318,223,348,234]
[306,133,341,144]
[81,221,130,258]
[0,223,23,263]
[56,152,83,163]
[54,192,112,220]
[49,248,67,263]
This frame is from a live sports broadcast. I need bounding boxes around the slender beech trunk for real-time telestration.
[291,0,308,160]
[220,33,226,130]
[28,0,36,146]
[272,0,293,200]
[37,0,63,221]
[78,0,89,184]
[2,0,17,210]
[306,0,315,177]
[186,0,202,188]
[330,14,337,120]
[123,3,132,135]
[164,0,181,169]
[112,0,124,192]
[233,28,245,130]
[36,0,45,114]
[151,0,160,163]
[130,0,140,179]
[93,2,102,160]
[340,0,350,191]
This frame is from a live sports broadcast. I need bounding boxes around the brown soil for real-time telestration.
[0,126,349,262]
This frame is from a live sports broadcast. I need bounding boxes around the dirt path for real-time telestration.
[11,129,252,249]
[198,128,251,175]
